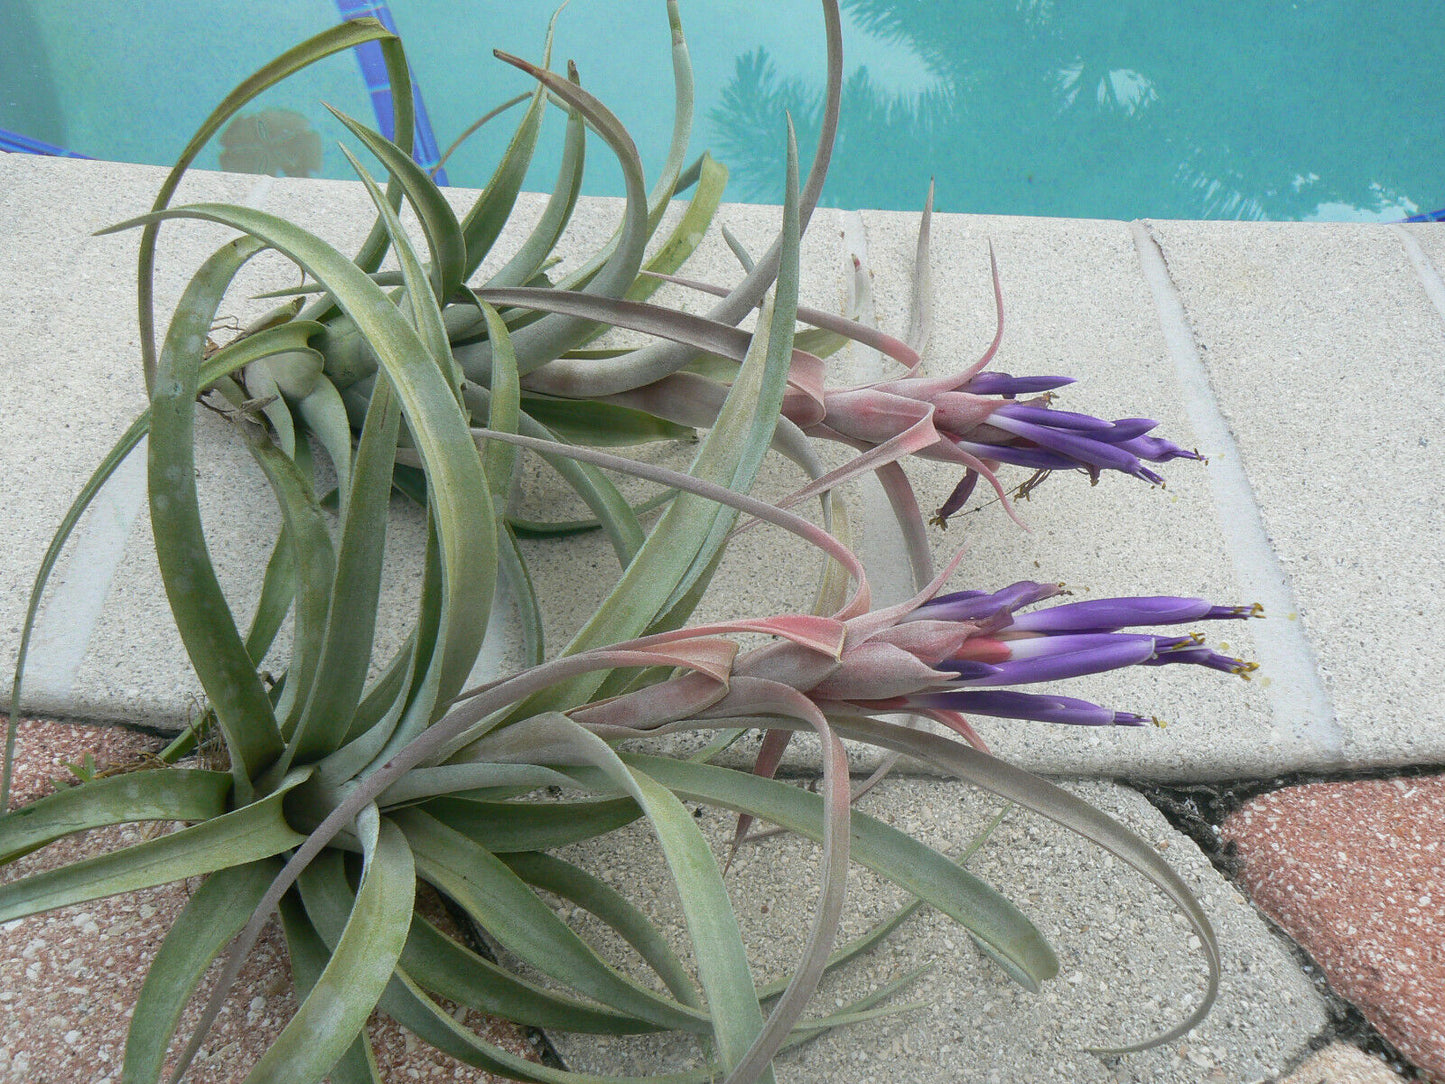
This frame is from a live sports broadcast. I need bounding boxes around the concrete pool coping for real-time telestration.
[6,154,1443,782]
[2,154,1441,1081]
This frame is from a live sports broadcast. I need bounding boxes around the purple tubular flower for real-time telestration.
[919,690,1155,727]
[948,634,1161,686]
[1115,434,1206,464]
[993,405,1124,433]
[961,373,1076,396]
[1008,596,1261,633]
[953,442,1081,473]
[909,580,1065,624]
[982,409,1168,482]
[847,582,1261,726]
[1141,637,1259,677]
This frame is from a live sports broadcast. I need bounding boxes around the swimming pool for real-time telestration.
[4,0,1442,221]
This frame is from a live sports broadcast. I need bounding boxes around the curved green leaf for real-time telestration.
[0,770,309,924]
[122,860,279,1084]
[454,50,651,380]
[5,314,324,797]
[327,105,465,304]
[615,151,727,312]
[481,60,586,291]
[404,911,657,1034]
[340,147,457,390]
[499,525,546,667]
[505,489,673,540]
[138,18,409,387]
[285,373,400,767]
[236,420,336,749]
[146,236,283,791]
[455,16,558,281]
[521,396,693,446]
[395,808,709,1034]
[419,795,640,852]
[550,0,696,295]
[243,810,413,1084]
[371,966,724,1084]
[503,850,702,1010]
[293,375,356,498]
[617,752,1059,991]
[0,769,231,864]
[278,891,382,1083]
[474,301,521,503]
[298,850,652,1036]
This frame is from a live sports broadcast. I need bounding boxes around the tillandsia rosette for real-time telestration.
[2,5,1257,1084]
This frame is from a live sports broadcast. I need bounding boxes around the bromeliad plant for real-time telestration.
[3,6,1258,1083]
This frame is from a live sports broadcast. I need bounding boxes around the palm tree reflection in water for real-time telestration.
[709,0,1438,220]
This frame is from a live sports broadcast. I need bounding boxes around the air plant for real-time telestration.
[2,5,1254,1083]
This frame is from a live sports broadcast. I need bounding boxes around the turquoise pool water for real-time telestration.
[4,0,1441,221]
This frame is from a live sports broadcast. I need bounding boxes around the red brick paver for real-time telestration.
[1223,776,1444,1083]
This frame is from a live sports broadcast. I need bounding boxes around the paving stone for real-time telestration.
[1145,220,1445,771]
[543,776,1324,1082]
[1223,776,1445,1082]
[1277,1042,1407,1084]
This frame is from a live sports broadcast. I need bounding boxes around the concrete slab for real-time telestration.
[846,209,1282,780]
[1145,220,1445,770]
[542,777,1327,1083]
[3,154,1442,782]
[0,156,839,729]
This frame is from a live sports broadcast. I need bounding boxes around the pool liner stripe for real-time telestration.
[335,0,448,183]
[0,127,91,159]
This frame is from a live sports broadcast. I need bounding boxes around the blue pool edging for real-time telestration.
[0,129,91,159]
[2,4,447,185]
[333,0,449,185]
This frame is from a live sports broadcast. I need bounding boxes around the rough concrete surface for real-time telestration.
[1145,220,1445,771]
[543,777,1325,1083]
[8,156,1444,779]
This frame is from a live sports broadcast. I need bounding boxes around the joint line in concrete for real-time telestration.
[1390,224,1445,329]
[1130,220,1343,757]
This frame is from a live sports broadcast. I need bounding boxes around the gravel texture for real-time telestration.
[1278,1042,1408,1084]
[542,775,1324,1082]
